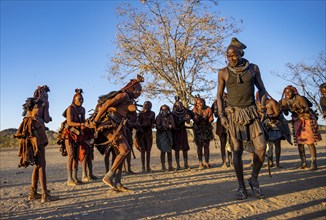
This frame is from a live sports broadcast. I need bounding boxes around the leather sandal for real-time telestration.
[102,177,115,189]
[248,177,265,199]
[235,188,248,200]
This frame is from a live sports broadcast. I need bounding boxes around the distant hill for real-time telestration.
[0,129,19,148]
[0,128,58,148]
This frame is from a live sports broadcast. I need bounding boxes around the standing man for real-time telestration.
[217,38,268,200]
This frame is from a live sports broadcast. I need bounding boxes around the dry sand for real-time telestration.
[1,132,326,220]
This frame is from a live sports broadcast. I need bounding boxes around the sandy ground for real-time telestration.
[0,132,326,220]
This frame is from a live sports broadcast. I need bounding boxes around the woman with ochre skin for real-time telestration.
[15,98,53,203]
[64,89,90,186]
[279,85,322,170]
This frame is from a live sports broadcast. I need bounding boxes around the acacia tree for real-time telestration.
[276,51,326,115]
[109,0,241,108]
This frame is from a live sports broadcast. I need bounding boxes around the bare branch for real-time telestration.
[109,0,241,108]
[274,51,326,115]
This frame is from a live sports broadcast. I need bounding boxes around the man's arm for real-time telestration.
[252,65,268,121]
[253,65,267,107]
[217,68,228,127]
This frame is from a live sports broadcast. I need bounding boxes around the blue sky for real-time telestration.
[1,0,325,131]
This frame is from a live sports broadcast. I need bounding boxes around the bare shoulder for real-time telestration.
[267,99,278,107]
[268,98,277,105]
[218,67,228,75]
[67,105,73,111]
[218,67,228,80]
[250,63,261,76]
[251,63,260,71]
